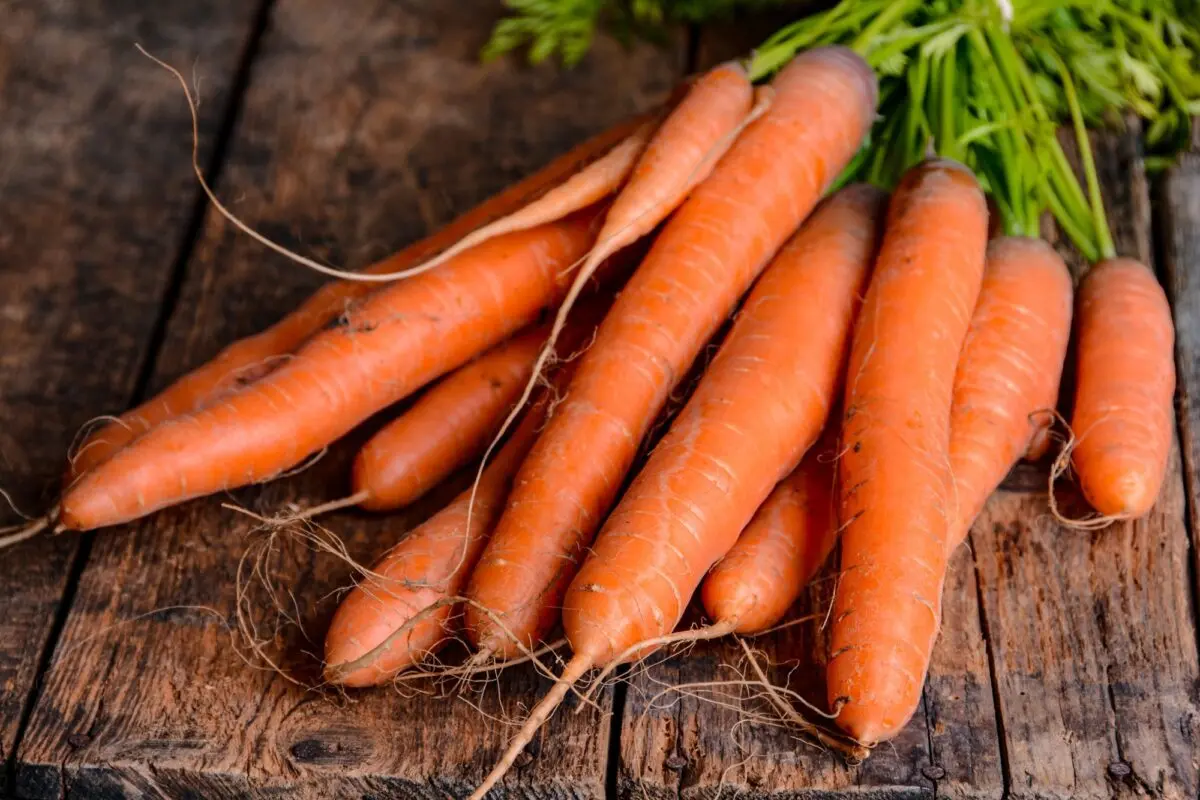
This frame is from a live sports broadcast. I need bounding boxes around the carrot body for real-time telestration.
[323,403,547,687]
[353,328,545,511]
[1071,257,1175,518]
[61,212,600,530]
[463,49,878,660]
[948,237,1072,547]
[701,427,840,634]
[829,159,989,745]
[67,113,651,479]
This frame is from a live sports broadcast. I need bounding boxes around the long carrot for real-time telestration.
[349,328,546,513]
[323,392,557,687]
[463,49,878,671]
[468,168,883,800]
[829,158,989,746]
[1069,257,1175,518]
[66,112,654,479]
[60,211,602,531]
[948,237,1072,548]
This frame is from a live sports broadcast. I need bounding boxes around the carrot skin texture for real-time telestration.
[60,212,600,530]
[353,327,545,511]
[1071,257,1175,517]
[701,427,840,634]
[464,49,879,659]
[324,404,547,687]
[564,181,883,667]
[831,159,989,745]
[66,113,651,479]
[948,236,1072,547]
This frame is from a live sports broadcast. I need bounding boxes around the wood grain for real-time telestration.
[0,0,262,791]
[970,127,1200,800]
[13,0,683,797]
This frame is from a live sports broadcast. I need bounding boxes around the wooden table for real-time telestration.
[2,2,1198,798]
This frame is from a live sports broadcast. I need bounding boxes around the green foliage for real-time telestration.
[485,0,1200,258]
[482,0,799,66]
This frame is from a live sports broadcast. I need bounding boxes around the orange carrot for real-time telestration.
[463,50,878,674]
[1070,257,1175,518]
[351,328,546,512]
[829,159,989,746]
[60,211,602,531]
[948,237,1072,548]
[66,112,654,479]
[323,394,554,687]
[701,426,841,634]
[468,167,883,800]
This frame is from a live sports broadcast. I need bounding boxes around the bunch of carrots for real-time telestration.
[1,14,1184,800]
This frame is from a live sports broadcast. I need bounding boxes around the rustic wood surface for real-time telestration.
[0,0,265,794]
[2,2,1199,799]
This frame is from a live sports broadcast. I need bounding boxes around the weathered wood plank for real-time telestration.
[970,127,1200,800]
[1159,119,1200,797]
[619,22,1002,799]
[0,0,263,791]
[14,1,684,797]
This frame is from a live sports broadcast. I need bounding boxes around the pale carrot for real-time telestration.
[829,158,989,746]
[463,50,879,676]
[1070,257,1175,518]
[66,112,654,479]
[948,236,1073,548]
[60,211,602,531]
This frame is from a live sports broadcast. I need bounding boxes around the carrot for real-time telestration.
[468,168,884,799]
[701,425,842,635]
[66,112,654,480]
[463,50,878,675]
[59,210,602,531]
[1069,257,1175,518]
[323,391,558,687]
[948,237,1073,548]
[829,158,989,746]
[349,328,546,513]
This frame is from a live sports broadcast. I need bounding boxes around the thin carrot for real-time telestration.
[463,50,878,674]
[948,236,1072,548]
[66,112,654,479]
[829,158,989,746]
[467,163,884,799]
[60,211,602,531]
[701,424,842,634]
[350,328,547,513]
[367,123,659,282]
[323,392,556,687]
[1069,257,1175,518]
